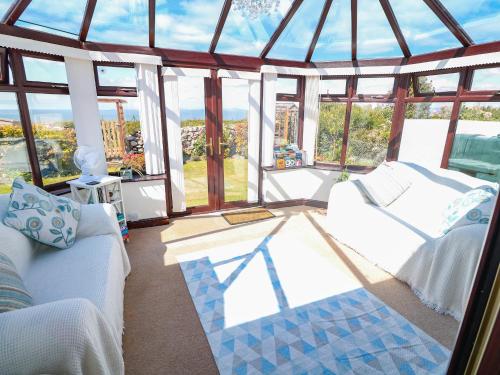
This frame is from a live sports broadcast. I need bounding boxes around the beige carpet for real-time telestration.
[123,206,459,375]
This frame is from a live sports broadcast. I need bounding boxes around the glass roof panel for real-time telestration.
[312,0,351,62]
[155,0,224,51]
[267,0,325,61]
[87,0,148,45]
[388,0,460,55]
[0,0,12,19]
[440,0,500,44]
[357,0,402,59]
[16,0,87,39]
[216,0,293,56]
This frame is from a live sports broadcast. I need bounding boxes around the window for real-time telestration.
[26,93,78,186]
[399,103,453,168]
[23,56,68,84]
[356,77,394,96]
[275,102,300,147]
[276,77,298,95]
[320,79,347,96]
[470,68,500,92]
[316,103,346,164]
[96,65,137,88]
[346,103,395,167]
[97,97,142,175]
[416,73,459,95]
[0,92,32,193]
[448,102,500,182]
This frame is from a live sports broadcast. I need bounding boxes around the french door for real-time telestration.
[174,71,256,214]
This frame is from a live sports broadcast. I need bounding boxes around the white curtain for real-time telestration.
[135,64,165,175]
[302,76,320,166]
[261,73,277,167]
[64,57,107,176]
[163,76,186,212]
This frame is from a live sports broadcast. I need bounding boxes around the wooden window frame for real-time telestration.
[319,77,348,99]
[412,69,461,97]
[18,51,69,90]
[276,74,305,149]
[354,75,398,100]
[0,47,9,84]
[93,62,137,97]
[464,64,500,96]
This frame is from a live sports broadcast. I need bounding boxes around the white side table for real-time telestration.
[67,176,129,241]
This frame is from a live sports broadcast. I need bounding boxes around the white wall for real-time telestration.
[122,180,167,221]
[263,168,341,203]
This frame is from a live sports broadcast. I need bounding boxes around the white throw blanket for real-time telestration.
[0,203,130,375]
[327,162,495,320]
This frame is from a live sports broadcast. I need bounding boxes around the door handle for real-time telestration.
[205,140,213,157]
[218,136,228,155]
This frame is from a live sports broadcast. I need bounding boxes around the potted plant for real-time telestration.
[120,153,146,180]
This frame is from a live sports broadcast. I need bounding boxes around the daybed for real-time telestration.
[0,195,130,374]
[326,162,496,320]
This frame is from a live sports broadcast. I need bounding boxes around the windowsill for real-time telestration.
[262,164,375,173]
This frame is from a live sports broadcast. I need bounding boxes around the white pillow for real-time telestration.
[354,162,411,207]
[441,185,497,235]
[3,177,81,249]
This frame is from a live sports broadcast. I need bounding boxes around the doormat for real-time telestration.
[222,208,275,225]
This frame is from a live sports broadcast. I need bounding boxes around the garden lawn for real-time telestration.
[184,158,248,207]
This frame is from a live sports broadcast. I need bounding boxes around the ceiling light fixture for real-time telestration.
[232,0,281,19]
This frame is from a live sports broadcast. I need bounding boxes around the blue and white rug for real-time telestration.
[178,234,450,374]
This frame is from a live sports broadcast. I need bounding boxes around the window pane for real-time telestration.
[316,103,346,163]
[179,76,209,208]
[449,102,500,182]
[0,0,11,17]
[267,0,324,61]
[156,0,224,51]
[98,97,142,175]
[471,68,500,91]
[388,0,461,55]
[276,78,298,95]
[313,0,351,61]
[222,78,249,203]
[88,0,148,45]
[217,0,293,56]
[320,79,347,95]
[399,103,453,168]
[417,73,459,94]
[23,57,68,84]
[16,0,86,39]
[26,94,79,186]
[440,0,500,44]
[97,66,137,88]
[356,77,394,96]
[275,102,299,147]
[346,103,394,167]
[357,0,402,58]
[0,92,32,193]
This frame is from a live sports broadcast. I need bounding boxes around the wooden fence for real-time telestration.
[101,120,125,161]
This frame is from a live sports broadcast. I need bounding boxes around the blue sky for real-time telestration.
[0,0,498,58]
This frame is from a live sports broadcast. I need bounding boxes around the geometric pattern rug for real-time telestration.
[178,235,450,374]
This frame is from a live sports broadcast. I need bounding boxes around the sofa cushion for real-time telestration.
[24,234,127,346]
[354,161,411,207]
[0,252,33,313]
[441,185,498,235]
[3,178,81,249]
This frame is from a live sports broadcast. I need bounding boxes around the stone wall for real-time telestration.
[125,130,144,154]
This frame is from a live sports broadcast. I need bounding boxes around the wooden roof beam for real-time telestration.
[209,0,232,54]
[260,0,304,59]
[305,0,332,62]
[379,0,411,58]
[351,0,357,61]
[422,0,473,47]
[1,0,32,25]
[79,0,96,42]
[149,0,155,48]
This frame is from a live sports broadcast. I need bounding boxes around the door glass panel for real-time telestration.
[0,92,33,194]
[178,76,209,208]
[221,78,249,203]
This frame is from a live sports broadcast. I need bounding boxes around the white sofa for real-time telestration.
[326,162,497,320]
[0,195,131,374]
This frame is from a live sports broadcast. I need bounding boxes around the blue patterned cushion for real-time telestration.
[0,252,33,313]
[3,177,81,249]
[441,185,498,235]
